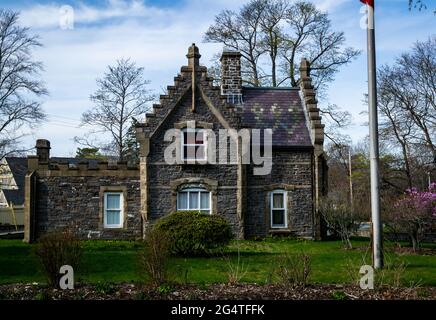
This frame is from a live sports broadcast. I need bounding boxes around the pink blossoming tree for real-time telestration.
[390,183,436,252]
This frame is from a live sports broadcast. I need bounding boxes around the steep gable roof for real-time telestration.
[241,87,312,147]
[5,157,27,191]
[3,157,27,205]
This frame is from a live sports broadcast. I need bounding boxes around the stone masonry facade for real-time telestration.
[24,44,327,242]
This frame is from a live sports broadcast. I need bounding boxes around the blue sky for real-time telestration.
[2,0,435,156]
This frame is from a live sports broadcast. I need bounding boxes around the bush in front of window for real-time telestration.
[154,211,233,256]
[33,228,82,288]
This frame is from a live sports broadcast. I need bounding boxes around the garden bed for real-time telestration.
[0,283,435,300]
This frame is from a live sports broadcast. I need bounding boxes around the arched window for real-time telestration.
[177,188,211,214]
[270,190,287,228]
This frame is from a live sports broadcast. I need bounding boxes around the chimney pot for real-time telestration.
[36,139,51,163]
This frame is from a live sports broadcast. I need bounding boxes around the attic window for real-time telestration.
[181,128,206,161]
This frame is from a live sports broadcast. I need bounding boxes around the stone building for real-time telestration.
[24,44,327,242]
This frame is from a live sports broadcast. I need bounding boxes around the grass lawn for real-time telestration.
[0,237,435,286]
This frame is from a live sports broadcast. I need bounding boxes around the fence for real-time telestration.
[0,206,24,227]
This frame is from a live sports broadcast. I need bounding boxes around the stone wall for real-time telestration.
[245,149,315,238]
[146,80,243,237]
[27,160,141,241]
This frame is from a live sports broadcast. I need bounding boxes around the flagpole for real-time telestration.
[365,1,383,269]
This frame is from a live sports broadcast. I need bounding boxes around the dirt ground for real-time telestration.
[0,283,435,300]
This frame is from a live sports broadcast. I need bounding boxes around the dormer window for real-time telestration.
[182,128,206,161]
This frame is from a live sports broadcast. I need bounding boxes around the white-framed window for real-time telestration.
[177,188,211,214]
[104,192,124,228]
[270,190,287,228]
[181,128,206,161]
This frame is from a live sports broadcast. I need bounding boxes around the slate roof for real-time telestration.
[3,157,28,205]
[2,189,23,206]
[241,87,312,147]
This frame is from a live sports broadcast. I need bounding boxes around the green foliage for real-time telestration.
[75,147,106,160]
[94,282,116,295]
[2,238,436,286]
[331,290,347,300]
[157,283,174,294]
[154,211,233,256]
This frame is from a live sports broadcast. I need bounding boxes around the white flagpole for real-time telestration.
[365,1,383,269]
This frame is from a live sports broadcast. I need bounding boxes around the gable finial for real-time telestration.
[187,43,201,68]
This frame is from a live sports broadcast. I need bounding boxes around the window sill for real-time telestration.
[269,228,290,234]
[180,160,210,166]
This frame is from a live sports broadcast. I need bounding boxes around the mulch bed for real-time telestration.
[0,283,435,300]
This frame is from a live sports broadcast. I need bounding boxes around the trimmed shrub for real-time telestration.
[154,211,233,256]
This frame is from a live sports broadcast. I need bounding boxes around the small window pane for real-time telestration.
[178,192,188,209]
[196,146,205,159]
[195,131,204,144]
[200,192,209,209]
[185,130,196,144]
[272,209,285,226]
[106,194,120,209]
[272,193,284,209]
[106,210,120,225]
[184,146,197,160]
[189,192,199,209]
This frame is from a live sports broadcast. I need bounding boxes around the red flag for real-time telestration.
[360,0,374,7]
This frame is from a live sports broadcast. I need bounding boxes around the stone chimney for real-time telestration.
[186,43,201,68]
[35,139,51,163]
[220,49,242,104]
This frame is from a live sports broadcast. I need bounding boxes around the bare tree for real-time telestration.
[378,78,415,189]
[258,0,288,87]
[378,37,436,177]
[0,10,47,159]
[204,0,360,92]
[204,0,357,146]
[408,0,435,14]
[76,59,154,161]
[319,195,359,249]
[204,2,266,86]
[280,1,360,95]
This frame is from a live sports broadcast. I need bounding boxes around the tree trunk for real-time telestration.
[271,56,277,87]
[410,230,419,252]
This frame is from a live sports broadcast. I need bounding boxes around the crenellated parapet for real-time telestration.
[27,142,139,178]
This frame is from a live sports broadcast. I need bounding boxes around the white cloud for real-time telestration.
[11,0,434,155]
[313,0,351,12]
